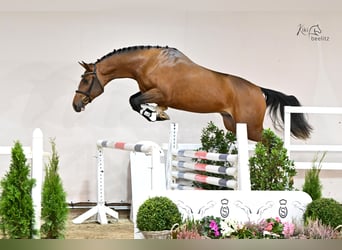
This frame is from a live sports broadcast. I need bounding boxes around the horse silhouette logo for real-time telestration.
[297,24,329,41]
[308,24,321,37]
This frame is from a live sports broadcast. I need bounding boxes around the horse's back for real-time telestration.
[147,48,266,116]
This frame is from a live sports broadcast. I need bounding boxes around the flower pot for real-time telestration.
[141,230,171,239]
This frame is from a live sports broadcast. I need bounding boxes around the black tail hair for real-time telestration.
[261,87,312,140]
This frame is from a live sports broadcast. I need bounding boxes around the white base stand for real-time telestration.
[72,204,119,224]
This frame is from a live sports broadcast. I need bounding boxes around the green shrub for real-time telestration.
[0,141,36,238]
[41,139,68,239]
[195,121,237,190]
[302,153,324,201]
[136,196,182,231]
[303,198,342,229]
[249,129,296,190]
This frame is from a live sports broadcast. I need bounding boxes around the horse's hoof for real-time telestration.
[157,112,170,121]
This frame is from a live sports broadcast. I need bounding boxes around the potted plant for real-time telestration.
[136,196,182,239]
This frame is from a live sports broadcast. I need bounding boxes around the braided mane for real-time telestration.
[96,45,169,63]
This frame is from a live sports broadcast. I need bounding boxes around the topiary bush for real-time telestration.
[249,129,296,190]
[303,198,342,229]
[136,196,182,232]
[195,121,237,190]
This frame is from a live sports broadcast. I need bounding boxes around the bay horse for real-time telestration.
[72,45,312,141]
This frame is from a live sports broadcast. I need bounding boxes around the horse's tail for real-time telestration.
[261,87,312,140]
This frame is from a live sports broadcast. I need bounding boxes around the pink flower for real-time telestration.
[209,220,220,237]
[275,217,281,223]
[282,222,295,238]
[264,223,273,232]
[210,220,218,230]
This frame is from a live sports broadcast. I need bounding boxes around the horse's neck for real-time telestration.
[97,51,152,85]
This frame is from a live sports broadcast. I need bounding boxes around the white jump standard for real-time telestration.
[72,140,164,224]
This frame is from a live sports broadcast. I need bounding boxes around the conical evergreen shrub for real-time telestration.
[41,139,68,239]
[0,141,36,238]
[302,153,324,201]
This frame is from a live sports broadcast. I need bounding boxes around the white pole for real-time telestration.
[166,123,178,190]
[72,144,118,224]
[31,128,43,239]
[284,106,291,159]
[97,146,105,206]
[236,123,251,191]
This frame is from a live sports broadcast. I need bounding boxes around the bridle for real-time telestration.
[75,64,104,103]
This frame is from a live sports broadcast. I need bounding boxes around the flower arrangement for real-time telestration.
[188,216,296,239]
[171,215,341,239]
[261,217,295,239]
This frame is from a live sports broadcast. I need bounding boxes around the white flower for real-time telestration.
[263,230,280,238]
[220,218,241,237]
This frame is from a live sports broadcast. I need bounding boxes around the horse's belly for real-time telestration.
[168,96,227,113]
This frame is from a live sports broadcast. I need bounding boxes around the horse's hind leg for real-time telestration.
[221,112,263,141]
[221,112,236,134]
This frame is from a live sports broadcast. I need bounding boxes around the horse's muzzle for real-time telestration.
[73,100,84,112]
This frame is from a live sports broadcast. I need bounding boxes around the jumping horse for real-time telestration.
[72,45,312,141]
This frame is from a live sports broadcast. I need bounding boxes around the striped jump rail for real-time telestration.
[170,183,203,190]
[172,149,238,163]
[170,147,239,189]
[171,171,237,189]
[172,160,237,176]
[97,140,153,153]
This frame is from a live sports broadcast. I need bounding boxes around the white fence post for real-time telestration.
[284,106,291,159]
[236,123,251,191]
[166,123,178,190]
[31,128,43,239]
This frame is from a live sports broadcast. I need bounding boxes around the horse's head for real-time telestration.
[72,62,104,112]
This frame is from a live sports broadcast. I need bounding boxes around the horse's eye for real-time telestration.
[81,78,90,85]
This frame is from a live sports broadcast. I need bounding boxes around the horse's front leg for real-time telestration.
[129,91,170,122]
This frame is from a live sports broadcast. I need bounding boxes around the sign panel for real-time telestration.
[133,190,312,238]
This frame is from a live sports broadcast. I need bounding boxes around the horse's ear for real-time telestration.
[79,61,91,72]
